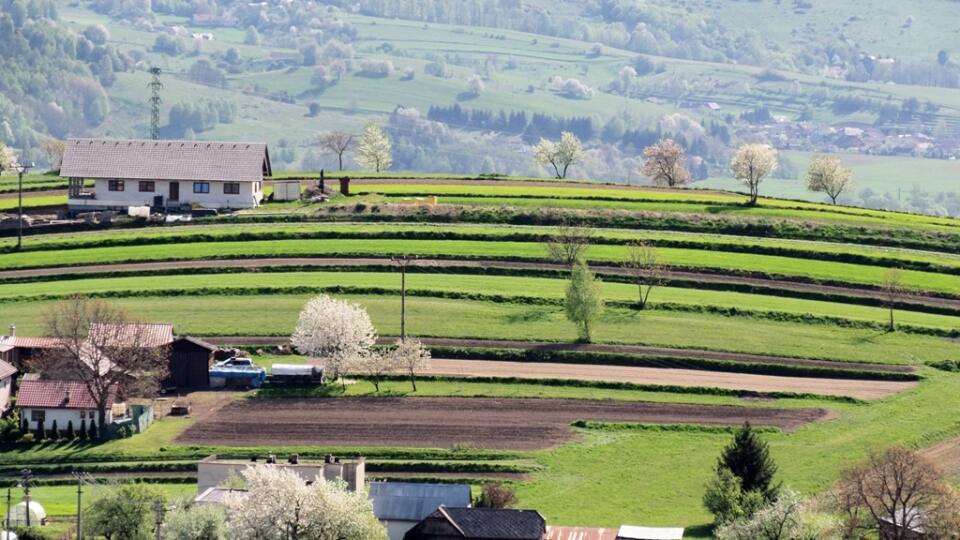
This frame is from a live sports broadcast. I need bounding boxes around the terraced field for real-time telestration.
[2,176,959,535]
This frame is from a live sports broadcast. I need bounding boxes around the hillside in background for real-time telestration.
[1,0,960,216]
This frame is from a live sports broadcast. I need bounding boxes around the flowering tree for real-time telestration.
[161,503,228,540]
[389,338,431,391]
[225,466,386,540]
[640,139,690,187]
[730,144,778,206]
[291,295,377,387]
[533,131,584,179]
[355,123,392,172]
[805,155,853,204]
[465,74,485,96]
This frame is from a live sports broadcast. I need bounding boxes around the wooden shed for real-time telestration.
[166,337,217,389]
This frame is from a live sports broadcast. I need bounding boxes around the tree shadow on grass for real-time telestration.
[505,308,552,324]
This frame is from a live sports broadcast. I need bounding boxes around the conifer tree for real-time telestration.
[719,422,780,501]
[66,420,76,439]
[79,418,88,441]
[50,419,59,440]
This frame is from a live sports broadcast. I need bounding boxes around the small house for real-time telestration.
[403,506,546,540]
[197,454,365,494]
[16,377,122,432]
[369,482,472,540]
[165,336,217,389]
[62,138,272,212]
[0,358,15,412]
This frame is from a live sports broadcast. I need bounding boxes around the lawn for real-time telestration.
[0,293,951,364]
[2,271,958,330]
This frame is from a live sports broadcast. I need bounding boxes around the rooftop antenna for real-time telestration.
[148,67,163,140]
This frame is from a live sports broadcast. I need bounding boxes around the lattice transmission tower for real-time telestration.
[148,67,163,140]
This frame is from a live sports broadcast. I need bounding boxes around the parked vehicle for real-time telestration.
[210,357,267,389]
[270,363,325,385]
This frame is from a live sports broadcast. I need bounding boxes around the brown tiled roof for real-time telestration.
[89,323,174,348]
[2,336,62,349]
[0,359,15,379]
[16,378,116,410]
[546,527,618,540]
[61,138,272,182]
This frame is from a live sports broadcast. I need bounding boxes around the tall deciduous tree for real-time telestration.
[565,261,604,343]
[623,240,664,309]
[291,294,377,387]
[355,123,392,172]
[40,138,65,172]
[33,296,168,436]
[84,483,166,540]
[224,465,387,540]
[534,131,584,179]
[715,489,841,540]
[882,268,905,331]
[317,131,354,171]
[805,155,853,204]
[731,144,778,206]
[838,447,960,540]
[640,139,690,187]
[546,223,593,267]
[389,338,431,392]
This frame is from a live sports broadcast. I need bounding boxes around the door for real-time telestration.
[169,182,180,201]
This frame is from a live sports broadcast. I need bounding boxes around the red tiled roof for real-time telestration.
[0,359,15,379]
[89,323,174,348]
[546,527,619,540]
[8,336,62,349]
[16,379,116,410]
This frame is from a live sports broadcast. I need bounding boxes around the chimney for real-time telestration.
[65,390,72,404]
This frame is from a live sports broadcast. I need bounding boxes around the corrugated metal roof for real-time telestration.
[0,359,15,379]
[546,527,618,540]
[16,378,116,410]
[369,482,471,521]
[195,487,247,504]
[60,138,271,183]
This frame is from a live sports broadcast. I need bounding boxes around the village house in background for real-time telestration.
[61,138,272,212]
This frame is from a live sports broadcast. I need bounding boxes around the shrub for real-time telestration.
[474,483,518,508]
[18,432,35,444]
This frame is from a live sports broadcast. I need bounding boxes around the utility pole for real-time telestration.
[19,469,33,528]
[4,486,11,533]
[148,67,163,140]
[390,255,415,340]
[153,499,165,540]
[14,161,33,251]
[73,472,89,540]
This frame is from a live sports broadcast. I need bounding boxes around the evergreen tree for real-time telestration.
[88,420,98,440]
[719,422,780,501]
[66,420,76,439]
[564,261,604,343]
[50,419,59,440]
[79,418,88,441]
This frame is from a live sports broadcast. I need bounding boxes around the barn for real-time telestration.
[165,337,217,390]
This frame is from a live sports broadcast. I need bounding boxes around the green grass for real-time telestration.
[6,237,960,295]
[0,194,66,210]
[2,271,958,331]
[0,483,196,518]
[0,293,951,364]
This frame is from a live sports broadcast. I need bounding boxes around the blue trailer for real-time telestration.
[209,357,267,389]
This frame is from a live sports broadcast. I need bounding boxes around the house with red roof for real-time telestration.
[16,376,123,433]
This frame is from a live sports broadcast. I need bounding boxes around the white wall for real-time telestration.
[69,178,262,210]
[0,376,11,412]
[383,520,418,540]
[20,407,112,431]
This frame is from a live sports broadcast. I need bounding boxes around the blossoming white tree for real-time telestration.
[389,338,431,391]
[730,143,778,206]
[291,294,377,387]
[355,123,392,172]
[533,131,584,179]
[224,466,387,540]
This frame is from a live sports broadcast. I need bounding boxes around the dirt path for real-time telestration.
[177,396,829,450]
[206,335,913,374]
[921,436,960,483]
[2,256,955,313]
[0,189,64,200]
[351,177,721,195]
[424,358,915,400]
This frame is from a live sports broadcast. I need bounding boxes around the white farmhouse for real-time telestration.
[61,138,272,211]
[0,358,15,412]
[16,377,122,432]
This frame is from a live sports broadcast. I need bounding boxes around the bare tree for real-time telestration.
[317,131,355,171]
[389,338,431,392]
[358,349,395,393]
[546,223,593,267]
[838,446,960,540]
[881,268,905,331]
[623,240,665,309]
[31,296,168,437]
[640,139,690,188]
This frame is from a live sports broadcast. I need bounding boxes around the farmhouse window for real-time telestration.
[139,181,155,192]
[30,410,45,422]
[193,182,210,194]
[108,180,125,191]
[223,182,240,195]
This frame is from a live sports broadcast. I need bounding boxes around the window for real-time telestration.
[193,182,210,194]
[223,182,241,195]
[30,410,45,422]
[88,411,95,419]
[138,181,155,192]
[108,180,125,191]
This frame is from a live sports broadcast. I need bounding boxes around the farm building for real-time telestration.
[615,526,684,540]
[0,358,15,412]
[369,482,472,540]
[0,325,61,368]
[546,527,618,540]
[403,506,546,540]
[196,454,366,494]
[15,376,122,432]
[165,336,217,389]
[61,138,272,211]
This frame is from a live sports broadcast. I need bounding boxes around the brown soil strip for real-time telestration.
[1,256,953,313]
[424,358,915,400]
[921,436,960,483]
[177,397,828,450]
